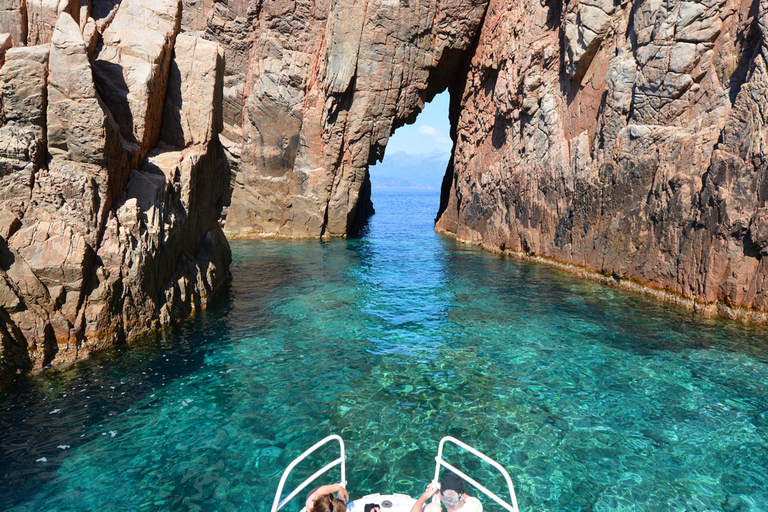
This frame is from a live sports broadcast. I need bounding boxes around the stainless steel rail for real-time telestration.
[271,434,347,512]
[432,436,520,512]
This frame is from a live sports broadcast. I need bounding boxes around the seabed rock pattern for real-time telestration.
[0,0,231,382]
[3,0,768,378]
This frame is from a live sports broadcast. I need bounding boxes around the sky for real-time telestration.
[384,91,451,155]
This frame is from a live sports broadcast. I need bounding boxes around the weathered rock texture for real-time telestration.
[208,0,768,317]
[0,1,231,383]
[6,0,768,378]
[436,0,768,317]
[214,0,489,237]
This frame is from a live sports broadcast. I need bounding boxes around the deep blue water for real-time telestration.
[2,189,768,511]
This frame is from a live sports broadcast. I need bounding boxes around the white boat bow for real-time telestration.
[271,435,520,512]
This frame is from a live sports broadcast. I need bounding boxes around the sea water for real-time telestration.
[1,189,768,511]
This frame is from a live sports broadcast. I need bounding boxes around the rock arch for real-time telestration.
[218,0,490,238]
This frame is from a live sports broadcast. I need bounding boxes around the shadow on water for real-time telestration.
[0,294,233,507]
[0,250,315,508]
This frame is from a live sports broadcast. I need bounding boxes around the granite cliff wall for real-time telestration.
[209,0,490,237]
[3,0,768,379]
[436,0,768,318]
[208,0,768,317]
[0,0,231,382]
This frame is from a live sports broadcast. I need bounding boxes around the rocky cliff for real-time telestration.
[3,0,768,379]
[436,0,768,318]
[0,0,231,382]
[208,0,768,319]
[215,0,489,237]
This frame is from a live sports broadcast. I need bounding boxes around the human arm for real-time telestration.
[409,482,440,512]
[306,484,349,511]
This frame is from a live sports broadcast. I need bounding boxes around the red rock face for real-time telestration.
[215,0,768,318]
[4,0,768,380]
[436,0,768,315]
[217,0,489,237]
[0,2,231,382]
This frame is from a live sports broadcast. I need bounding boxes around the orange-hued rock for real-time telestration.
[47,12,120,166]
[204,0,768,317]
[0,32,11,62]
[5,0,768,380]
[91,0,182,159]
[161,34,224,148]
[25,0,79,45]
[0,2,230,382]
[436,0,768,314]
[0,45,49,221]
[220,0,489,237]
[0,0,27,47]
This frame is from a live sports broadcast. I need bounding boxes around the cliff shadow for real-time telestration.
[91,59,136,147]
[159,57,185,147]
[0,280,238,509]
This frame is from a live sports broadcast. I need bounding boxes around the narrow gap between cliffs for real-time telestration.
[350,91,452,237]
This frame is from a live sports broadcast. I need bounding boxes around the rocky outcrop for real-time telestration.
[0,0,27,47]
[214,0,489,237]
[436,0,768,317]
[206,0,768,317]
[0,1,231,382]
[92,0,182,159]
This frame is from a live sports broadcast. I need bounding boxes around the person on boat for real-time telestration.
[306,484,348,512]
[409,474,482,512]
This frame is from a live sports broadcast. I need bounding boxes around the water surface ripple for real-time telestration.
[2,189,768,511]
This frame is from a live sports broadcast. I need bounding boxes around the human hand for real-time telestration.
[424,482,440,498]
[337,487,349,502]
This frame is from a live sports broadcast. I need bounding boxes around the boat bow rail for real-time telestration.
[271,434,347,512]
[272,435,521,512]
[433,436,520,512]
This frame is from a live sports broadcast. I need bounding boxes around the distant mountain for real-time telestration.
[369,150,450,189]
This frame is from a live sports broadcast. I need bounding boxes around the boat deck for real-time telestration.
[348,493,417,512]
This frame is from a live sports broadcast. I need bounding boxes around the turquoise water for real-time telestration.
[2,189,768,511]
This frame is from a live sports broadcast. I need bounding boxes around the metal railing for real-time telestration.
[432,436,520,512]
[271,435,347,512]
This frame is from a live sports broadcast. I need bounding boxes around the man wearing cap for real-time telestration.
[409,474,483,512]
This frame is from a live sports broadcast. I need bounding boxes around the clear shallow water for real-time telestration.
[2,189,768,511]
